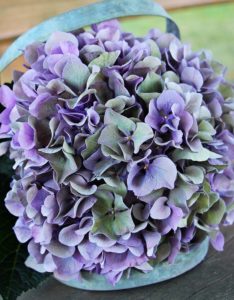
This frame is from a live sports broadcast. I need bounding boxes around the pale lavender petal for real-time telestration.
[18,123,35,150]
[13,217,32,243]
[181,67,203,91]
[150,197,171,220]
[210,232,224,251]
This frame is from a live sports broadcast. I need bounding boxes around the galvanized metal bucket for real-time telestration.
[0,0,209,291]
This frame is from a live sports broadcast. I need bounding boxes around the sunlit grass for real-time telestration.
[121,3,234,81]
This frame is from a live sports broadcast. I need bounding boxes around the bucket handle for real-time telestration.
[0,0,180,72]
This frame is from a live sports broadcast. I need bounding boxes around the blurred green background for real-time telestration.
[121,2,234,81]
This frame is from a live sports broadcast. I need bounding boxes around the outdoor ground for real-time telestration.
[121,2,234,81]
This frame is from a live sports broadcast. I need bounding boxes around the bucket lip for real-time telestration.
[55,238,209,291]
[0,0,180,73]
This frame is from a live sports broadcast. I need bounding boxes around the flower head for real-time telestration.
[1,20,233,285]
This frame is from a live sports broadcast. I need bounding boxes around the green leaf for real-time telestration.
[92,157,117,177]
[131,122,154,154]
[203,179,211,193]
[40,150,78,183]
[98,120,134,162]
[63,57,90,90]
[98,182,127,198]
[70,175,97,196]
[101,110,153,158]
[185,92,202,116]
[39,142,78,184]
[134,56,161,72]
[105,96,135,113]
[145,39,161,58]
[179,166,204,185]
[193,193,210,214]
[211,60,226,76]
[92,191,134,239]
[109,209,134,236]
[190,189,220,216]
[202,199,226,225]
[219,82,234,98]
[89,51,120,68]
[172,146,222,162]
[98,125,123,158]
[169,180,198,211]
[104,108,135,135]
[0,156,48,300]
[81,129,101,160]
[92,190,113,215]
[162,71,179,83]
[154,242,171,264]
[136,71,163,103]
[197,120,216,141]
[197,105,211,120]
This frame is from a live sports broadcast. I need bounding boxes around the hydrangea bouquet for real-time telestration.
[0,0,234,295]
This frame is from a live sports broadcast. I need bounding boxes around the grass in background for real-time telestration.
[121,3,234,81]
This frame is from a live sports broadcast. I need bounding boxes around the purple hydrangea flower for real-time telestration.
[145,90,201,150]
[127,155,177,196]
